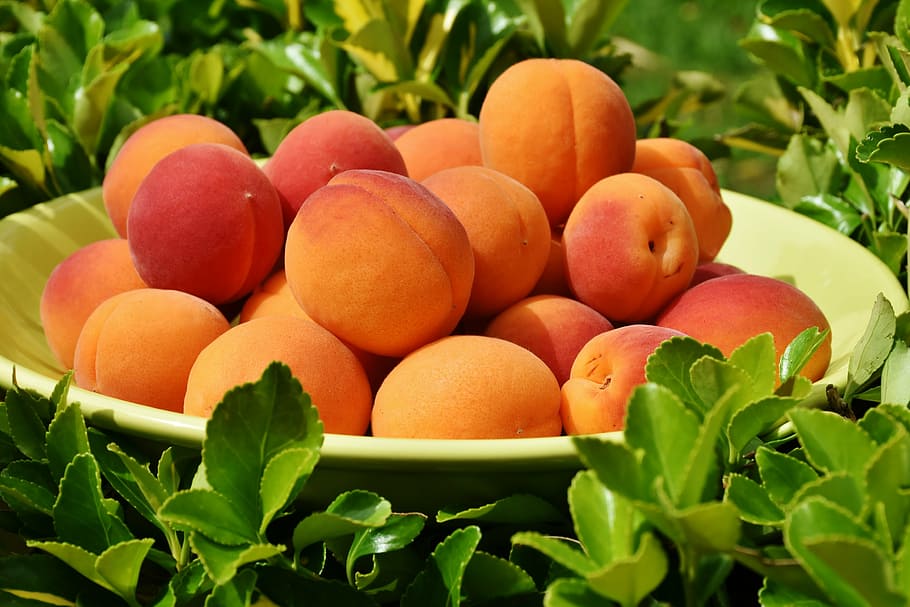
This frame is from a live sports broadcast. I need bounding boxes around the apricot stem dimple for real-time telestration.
[599,375,612,390]
[648,240,655,252]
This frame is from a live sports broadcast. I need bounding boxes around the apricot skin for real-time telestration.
[562,172,699,323]
[372,335,563,439]
[422,165,551,318]
[40,239,147,369]
[284,169,474,358]
[127,142,285,306]
[561,325,687,434]
[654,273,833,382]
[73,288,230,413]
[484,294,614,386]
[479,58,637,227]
[263,110,408,227]
[102,114,247,238]
[183,315,373,435]
[394,118,483,182]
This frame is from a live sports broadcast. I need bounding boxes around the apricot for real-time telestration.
[237,268,399,393]
[127,142,285,306]
[632,137,720,193]
[484,294,614,385]
[639,166,733,263]
[478,57,637,227]
[394,118,483,181]
[530,229,572,297]
[562,172,699,323]
[655,273,833,381]
[690,261,744,287]
[263,110,408,227]
[372,335,562,439]
[422,165,551,318]
[284,169,474,358]
[40,239,148,369]
[102,114,247,238]
[561,324,687,434]
[73,288,230,413]
[183,315,373,435]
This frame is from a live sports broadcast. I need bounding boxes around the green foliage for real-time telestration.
[730,0,910,289]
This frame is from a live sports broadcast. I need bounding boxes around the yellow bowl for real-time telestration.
[1,188,906,511]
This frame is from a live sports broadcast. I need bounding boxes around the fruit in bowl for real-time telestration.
[0,57,905,511]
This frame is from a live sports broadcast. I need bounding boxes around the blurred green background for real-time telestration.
[611,0,776,199]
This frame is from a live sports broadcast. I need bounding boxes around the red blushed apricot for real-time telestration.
[422,165,551,318]
[640,166,733,263]
[372,335,563,439]
[40,239,148,369]
[562,172,699,323]
[561,325,687,434]
[690,261,744,287]
[632,137,721,193]
[127,143,284,306]
[183,315,373,435]
[479,58,637,227]
[73,288,230,412]
[102,114,247,238]
[394,118,483,181]
[484,294,614,385]
[530,229,572,297]
[284,169,474,358]
[655,273,833,382]
[263,110,408,227]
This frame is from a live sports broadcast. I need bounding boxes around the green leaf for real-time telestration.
[775,134,841,208]
[865,430,910,547]
[725,473,785,526]
[544,576,613,606]
[202,361,323,534]
[573,435,650,503]
[337,17,414,82]
[292,490,391,555]
[857,123,910,171]
[789,408,877,479]
[644,336,724,410]
[759,0,837,48]
[791,472,865,517]
[437,493,565,525]
[726,332,778,397]
[779,327,829,386]
[5,387,49,461]
[756,446,820,508]
[346,512,426,586]
[256,564,378,606]
[727,396,800,459]
[252,34,346,108]
[158,489,258,546]
[260,446,319,533]
[881,338,910,406]
[510,531,595,576]
[586,531,668,607]
[845,293,897,399]
[189,533,284,587]
[792,192,864,234]
[511,0,568,55]
[54,452,132,554]
[624,383,700,506]
[739,23,816,88]
[461,550,537,603]
[759,578,832,606]
[671,500,742,553]
[45,401,90,483]
[400,525,481,607]
[785,498,904,606]
[0,553,86,605]
[206,567,257,607]
[565,0,630,57]
[568,471,643,566]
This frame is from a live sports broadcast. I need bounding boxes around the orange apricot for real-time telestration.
[478,58,637,227]
[632,137,721,193]
[73,288,230,412]
[484,294,614,386]
[102,114,247,237]
[284,169,474,358]
[394,118,483,181]
[422,165,551,318]
[562,172,699,323]
[372,335,563,439]
[639,166,733,263]
[183,315,373,435]
[561,325,687,434]
[40,239,147,369]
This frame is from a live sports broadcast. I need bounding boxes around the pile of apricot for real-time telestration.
[40,58,832,439]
